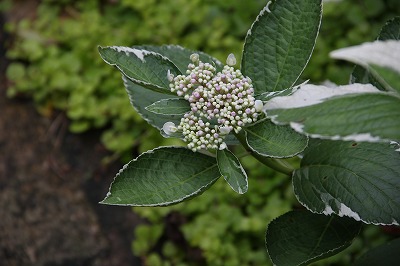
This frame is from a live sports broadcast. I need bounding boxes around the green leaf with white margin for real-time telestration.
[351,17,400,91]
[266,210,361,266]
[135,44,224,73]
[242,0,322,94]
[145,98,191,115]
[331,40,400,93]
[244,119,308,158]
[293,139,400,225]
[98,46,180,94]
[265,83,400,142]
[354,238,400,266]
[123,77,182,137]
[216,148,248,194]
[101,147,220,206]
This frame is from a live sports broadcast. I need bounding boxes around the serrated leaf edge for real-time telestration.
[292,161,400,226]
[100,146,220,206]
[265,211,361,266]
[244,118,309,159]
[98,45,179,95]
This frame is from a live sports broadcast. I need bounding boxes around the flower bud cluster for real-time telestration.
[167,54,262,151]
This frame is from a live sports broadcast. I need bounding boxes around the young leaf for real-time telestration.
[354,238,400,266]
[145,98,191,115]
[244,119,308,158]
[242,0,322,94]
[101,147,220,206]
[293,140,400,225]
[265,84,400,142]
[135,44,224,73]
[123,76,182,130]
[266,210,361,266]
[98,46,180,94]
[216,148,248,194]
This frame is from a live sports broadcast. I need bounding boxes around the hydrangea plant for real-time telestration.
[98,0,400,265]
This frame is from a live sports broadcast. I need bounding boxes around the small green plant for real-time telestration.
[99,1,400,265]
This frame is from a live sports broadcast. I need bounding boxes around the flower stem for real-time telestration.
[234,132,295,176]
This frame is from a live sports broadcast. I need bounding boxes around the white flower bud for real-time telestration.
[219,142,227,150]
[162,122,177,135]
[254,100,264,112]
[226,53,237,66]
[219,126,231,135]
[167,69,174,82]
[190,53,200,63]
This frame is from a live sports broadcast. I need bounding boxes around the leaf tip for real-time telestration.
[99,191,112,204]
[97,45,106,53]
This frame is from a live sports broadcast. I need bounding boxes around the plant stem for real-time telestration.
[234,132,295,176]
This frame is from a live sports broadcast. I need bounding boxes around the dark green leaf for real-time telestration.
[378,17,400,42]
[245,119,308,158]
[216,148,248,194]
[266,210,361,266]
[293,140,400,225]
[98,46,180,94]
[101,147,220,206]
[242,0,322,94]
[145,98,191,115]
[354,238,400,266]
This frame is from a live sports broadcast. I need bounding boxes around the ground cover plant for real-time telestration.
[99,0,400,265]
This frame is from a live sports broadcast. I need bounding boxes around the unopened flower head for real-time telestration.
[168,53,263,151]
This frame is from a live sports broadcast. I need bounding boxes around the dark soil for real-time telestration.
[0,7,143,266]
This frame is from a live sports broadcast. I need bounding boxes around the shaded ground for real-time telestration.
[0,11,143,266]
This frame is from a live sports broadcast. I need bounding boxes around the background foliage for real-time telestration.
[3,0,399,265]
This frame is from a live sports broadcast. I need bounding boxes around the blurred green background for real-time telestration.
[2,0,399,265]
